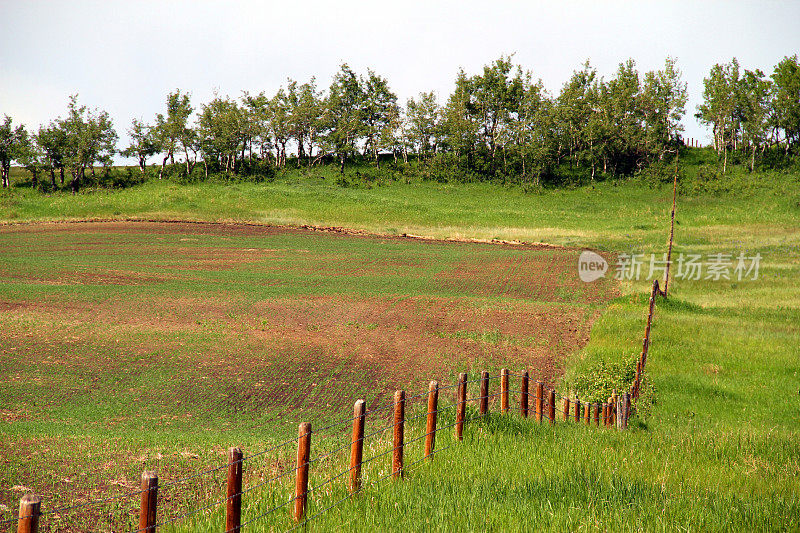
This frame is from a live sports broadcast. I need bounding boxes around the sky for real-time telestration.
[1,0,799,162]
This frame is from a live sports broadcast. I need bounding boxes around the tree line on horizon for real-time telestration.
[1,55,799,192]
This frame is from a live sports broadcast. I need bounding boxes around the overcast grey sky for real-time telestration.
[2,0,799,159]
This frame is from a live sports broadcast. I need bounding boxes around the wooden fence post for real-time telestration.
[574,399,581,423]
[349,400,366,493]
[535,381,543,423]
[479,371,489,415]
[293,423,311,522]
[520,370,529,418]
[138,471,158,533]
[226,447,243,532]
[593,403,600,426]
[583,401,590,425]
[562,397,569,421]
[500,369,509,413]
[548,389,556,424]
[393,390,405,479]
[16,494,41,533]
[456,373,467,440]
[619,392,630,430]
[602,403,608,428]
[424,381,439,460]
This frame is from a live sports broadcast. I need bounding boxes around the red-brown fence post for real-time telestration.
[393,390,405,479]
[574,398,581,423]
[583,401,590,425]
[479,371,489,415]
[226,447,243,532]
[562,397,569,421]
[349,400,366,493]
[293,423,311,522]
[16,494,41,533]
[520,370,529,418]
[424,381,439,460]
[500,369,509,413]
[456,373,467,440]
[548,390,556,424]
[535,381,544,423]
[593,403,600,426]
[138,471,158,532]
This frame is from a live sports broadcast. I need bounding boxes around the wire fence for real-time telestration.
[4,368,640,533]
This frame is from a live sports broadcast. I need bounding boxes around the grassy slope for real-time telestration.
[1,161,799,531]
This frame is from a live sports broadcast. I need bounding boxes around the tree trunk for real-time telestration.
[50,168,56,188]
[139,156,146,174]
[59,166,64,185]
[71,167,80,194]
[31,169,38,189]
[159,153,169,179]
[1,166,8,188]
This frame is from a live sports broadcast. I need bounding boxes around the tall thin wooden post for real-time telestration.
[479,371,489,415]
[424,381,439,460]
[520,370,529,418]
[293,422,312,522]
[593,403,600,426]
[583,401,590,425]
[393,390,405,479]
[139,471,158,532]
[562,397,570,421]
[535,381,543,423]
[500,369,509,413]
[16,494,41,533]
[574,399,581,423]
[226,447,243,532]
[456,373,467,440]
[349,400,366,493]
[548,389,556,424]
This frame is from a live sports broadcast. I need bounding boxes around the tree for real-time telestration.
[511,78,553,183]
[36,122,68,188]
[406,91,441,159]
[0,116,29,188]
[154,90,193,178]
[739,69,773,170]
[771,54,800,154]
[440,69,479,166]
[268,88,291,169]
[121,119,158,174]
[241,91,272,161]
[361,70,399,167]
[286,79,323,166]
[641,57,688,158]
[555,61,597,168]
[320,64,365,173]
[197,95,244,175]
[59,95,118,193]
[697,59,741,173]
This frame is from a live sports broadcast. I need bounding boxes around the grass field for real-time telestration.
[1,164,799,531]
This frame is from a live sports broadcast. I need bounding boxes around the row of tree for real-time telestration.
[2,55,799,191]
[697,56,800,172]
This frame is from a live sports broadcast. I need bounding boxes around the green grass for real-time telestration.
[1,163,799,531]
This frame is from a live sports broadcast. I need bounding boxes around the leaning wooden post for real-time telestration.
[500,369,509,414]
[479,371,489,415]
[393,390,405,479]
[424,381,439,460]
[520,370,529,418]
[226,447,243,532]
[562,397,570,421]
[138,471,158,533]
[455,373,467,440]
[349,400,366,493]
[547,389,556,424]
[293,422,312,522]
[17,494,41,533]
[535,381,544,422]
